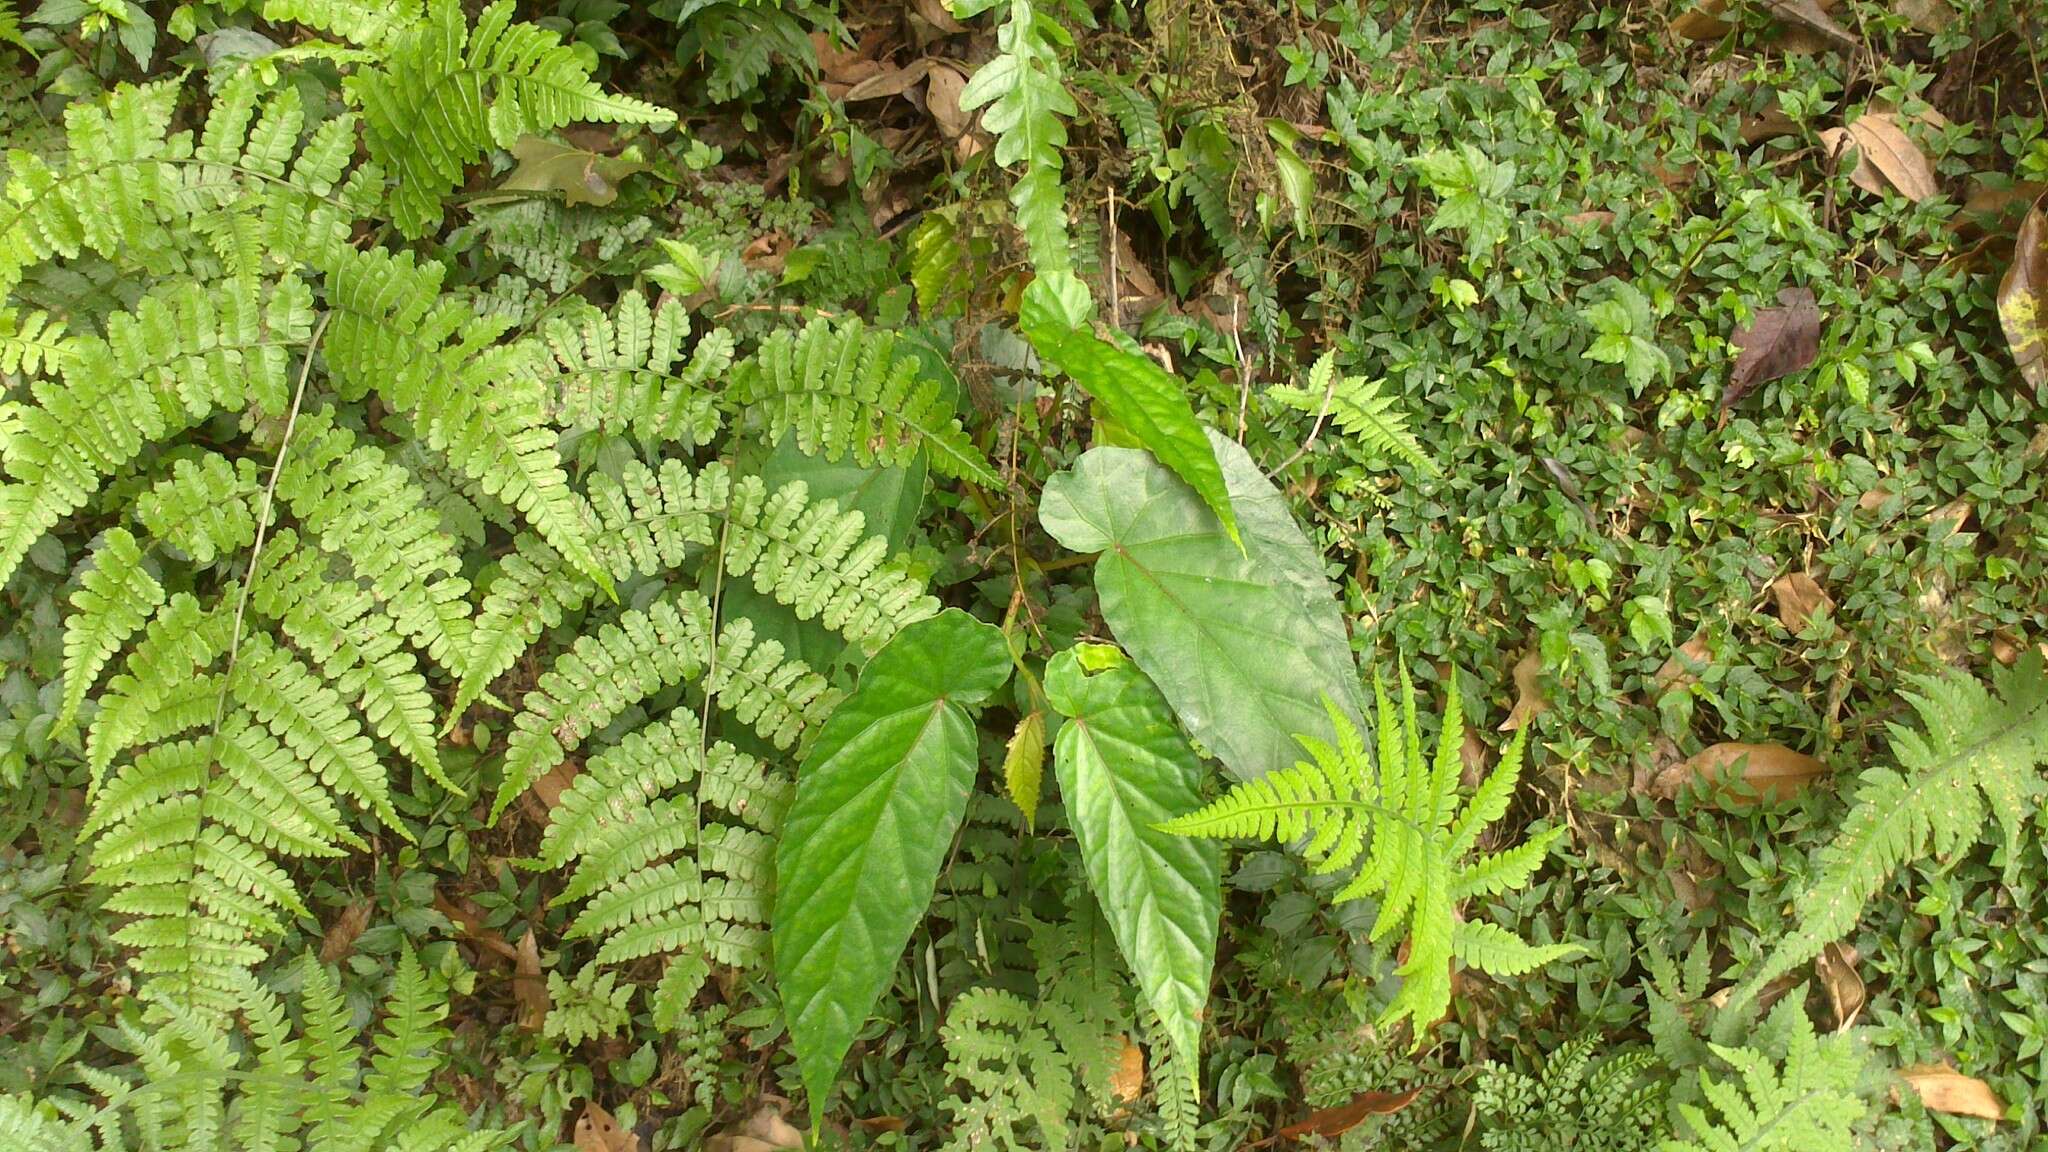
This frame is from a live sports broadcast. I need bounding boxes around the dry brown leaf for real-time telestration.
[1561,209,1616,229]
[706,1101,807,1152]
[1893,0,1954,32]
[844,57,936,103]
[924,61,971,140]
[908,0,966,33]
[1655,635,1713,695]
[853,1116,907,1134]
[432,890,521,964]
[1111,1036,1144,1104]
[811,32,885,87]
[513,930,548,1031]
[318,900,372,964]
[1954,180,2047,241]
[1267,1088,1422,1143]
[1723,287,1820,409]
[1824,114,1937,201]
[1927,498,1973,538]
[1998,205,2048,391]
[1499,651,1547,732]
[1817,941,1865,1031]
[573,1102,640,1152]
[1900,1065,2004,1122]
[1772,571,1834,631]
[1741,102,1801,145]
[1649,742,1828,805]
[1671,1,1734,41]
[1672,0,1852,46]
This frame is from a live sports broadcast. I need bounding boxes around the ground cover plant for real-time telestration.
[0,0,2044,1148]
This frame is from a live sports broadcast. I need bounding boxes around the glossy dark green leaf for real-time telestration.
[1046,645,1220,1098]
[1020,275,1240,548]
[773,609,1012,1124]
[1040,433,1367,780]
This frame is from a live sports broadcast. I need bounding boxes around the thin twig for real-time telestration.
[1232,297,1250,442]
[1107,189,1122,332]
[1263,362,1340,480]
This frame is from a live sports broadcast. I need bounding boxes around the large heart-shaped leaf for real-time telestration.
[773,609,1012,1123]
[1041,433,1366,779]
[1045,645,1220,1098]
[1020,274,1240,548]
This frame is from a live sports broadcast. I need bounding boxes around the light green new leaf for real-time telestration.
[1021,275,1240,549]
[773,609,1013,1124]
[1045,647,1220,1099]
[1041,433,1366,780]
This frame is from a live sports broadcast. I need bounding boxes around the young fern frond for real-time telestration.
[957,0,1076,275]
[345,0,675,237]
[542,289,727,447]
[455,458,936,718]
[1161,673,1575,1035]
[1268,353,1437,477]
[730,317,999,486]
[491,589,832,817]
[1664,1000,1866,1152]
[1738,654,2048,1005]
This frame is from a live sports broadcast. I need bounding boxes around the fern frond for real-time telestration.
[1665,1000,1866,1152]
[456,459,934,718]
[0,307,68,377]
[135,453,260,566]
[542,290,725,447]
[731,317,998,486]
[1268,354,1437,476]
[59,528,164,732]
[1741,654,2048,1003]
[347,0,675,237]
[0,275,313,587]
[941,987,1078,1152]
[261,0,423,47]
[1162,673,1573,1036]
[958,0,1076,275]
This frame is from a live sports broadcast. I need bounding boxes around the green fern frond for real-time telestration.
[731,317,999,486]
[1161,672,1572,1035]
[542,289,725,447]
[1176,123,1281,344]
[135,454,260,566]
[261,0,423,47]
[957,0,1076,276]
[940,987,1079,1152]
[1268,354,1437,476]
[0,307,68,377]
[1664,1000,1866,1152]
[1739,654,2048,1004]
[456,459,935,718]
[0,274,313,587]
[347,0,675,238]
[59,529,164,732]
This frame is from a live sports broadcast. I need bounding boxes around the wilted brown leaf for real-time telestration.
[925,61,971,140]
[1499,650,1548,732]
[844,57,936,103]
[573,1102,640,1152]
[1772,571,1833,631]
[1672,0,1853,47]
[1998,205,2048,391]
[433,889,521,964]
[1111,1036,1144,1104]
[1655,635,1713,695]
[908,0,966,34]
[1893,0,1954,33]
[1821,115,1937,201]
[514,930,548,1031]
[1817,941,1865,1031]
[706,1101,806,1152]
[1649,742,1828,805]
[1900,1065,2004,1122]
[1954,180,2047,241]
[1722,287,1820,409]
[318,900,372,963]
[1267,1088,1422,1143]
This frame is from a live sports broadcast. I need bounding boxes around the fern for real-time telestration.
[1267,353,1437,476]
[1738,654,2048,1005]
[1474,1037,1666,1152]
[1161,672,1577,1034]
[58,529,163,732]
[957,0,1077,275]
[1662,1000,1866,1152]
[134,455,260,567]
[544,966,635,1045]
[542,289,726,447]
[539,707,788,969]
[1176,122,1281,345]
[456,458,936,718]
[345,0,674,237]
[730,317,999,486]
[940,988,1079,1152]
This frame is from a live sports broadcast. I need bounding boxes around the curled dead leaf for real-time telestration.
[1997,204,2048,391]
[573,1102,640,1152]
[514,930,548,1032]
[1816,941,1865,1031]
[1268,1088,1422,1144]
[1900,1065,2004,1122]
[1499,650,1547,732]
[1649,742,1828,806]
[1723,287,1820,409]
[1771,571,1833,631]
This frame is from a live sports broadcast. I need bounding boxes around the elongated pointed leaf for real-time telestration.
[1021,275,1240,547]
[1041,433,1366,779]
[773,609,1012,1124]
[1046,646,1220,1099]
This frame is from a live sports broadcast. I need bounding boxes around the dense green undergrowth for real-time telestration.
[1,0,2045,1149]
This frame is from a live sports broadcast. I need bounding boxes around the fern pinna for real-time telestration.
[1161,672,1577,1034]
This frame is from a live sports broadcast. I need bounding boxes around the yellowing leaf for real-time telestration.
[1998,204,2048,391]
[1003,709,1047,830]
[1650,742,1828,806]
[1901,1065,2004,1122]
[1111,1036,1144,1104]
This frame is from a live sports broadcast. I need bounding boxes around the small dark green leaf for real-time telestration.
[773,609,1013,1124]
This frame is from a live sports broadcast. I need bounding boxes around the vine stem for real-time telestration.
[212,311,332,732]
